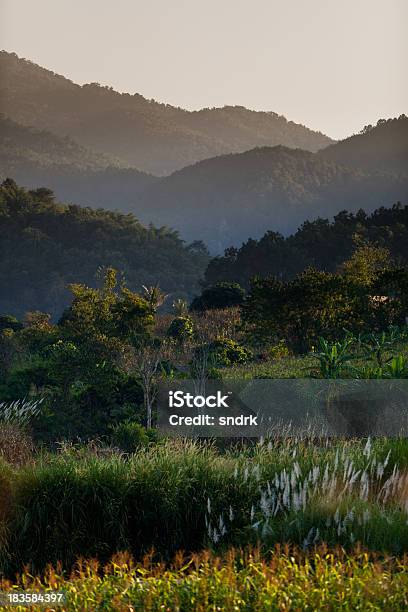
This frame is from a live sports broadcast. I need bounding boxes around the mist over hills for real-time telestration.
[0,115,157,205]
[0,51,333,175]
[319,115,408,173]
[0,52,406,255]
[0,179,208,318]
[137,143,408,252]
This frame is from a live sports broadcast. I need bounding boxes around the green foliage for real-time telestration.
[59,268,154,342]
[311,337,356,379]
[0,268,150,440]
[110,421,154,453]
[0,315,22,332]
[2,548,408,610]
[0,180,208,319]
[206,338,252,367]
[243,266,407,352]
[205,204,408,287]
[339,243,392,285]
[166,316,194,343]
[358,355,408,379]
[2,438,408,576]
[190,282,245,312]
[266,340,290,360]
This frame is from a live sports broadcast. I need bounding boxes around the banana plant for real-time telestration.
[311,337,357,379]
[361,327,400,368]
[385,355,408,378]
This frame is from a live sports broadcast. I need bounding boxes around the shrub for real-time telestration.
[166,316,194,343]
[110,421,152,453]
[242,268,403,353]
[267,340,290,360]
[190,283,245,312]
[0,315,23,333]
[207,338,252,367]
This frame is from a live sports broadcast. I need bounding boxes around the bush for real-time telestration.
[207,338,252,367]
[267,340,290,360]
[190,283,245,312]
[110,422,153,453]
[243,268,406,353]
[0,315,23,333]
[166,316,194,343]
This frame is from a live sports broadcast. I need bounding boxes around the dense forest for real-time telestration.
[1,54,406,252]
[0,179,209,318]
[204,203,408,287]
[320,116,408,173]
[0,116,157,210]
[0,52,333,175]
[140,142,408,251]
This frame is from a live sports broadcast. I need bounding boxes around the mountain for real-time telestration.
[138,146,408,252]
[0,51,334,175]
[0,179,209,319]
[0,115,157,207]
[319,116,408,173]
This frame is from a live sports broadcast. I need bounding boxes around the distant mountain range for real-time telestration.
[0,51,407,254]
[319,116,408,174]
[0,51,333,175]
[0,115,156,206]
[137,136,408,251]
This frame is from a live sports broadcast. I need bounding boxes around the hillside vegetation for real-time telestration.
[204,202,408,286]
[0,115,157,209]
[0,51,333,175]
[139,145,408,251]
[320,115,408,173]
[0,179,208,318]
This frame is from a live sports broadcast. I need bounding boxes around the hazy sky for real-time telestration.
[1,0,407,139]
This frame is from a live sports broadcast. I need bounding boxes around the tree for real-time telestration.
[243,269,372,352]
[190,282,245,311]
[339,242,392,285]
[59,268,153,341]
[128,337,171,428]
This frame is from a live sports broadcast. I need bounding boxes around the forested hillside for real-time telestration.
[0,52,333,175]
[204,203,408,286]
[320,116,408,173]
[0,116,157,208]
[139,146,408,252]
[0,179,209,318]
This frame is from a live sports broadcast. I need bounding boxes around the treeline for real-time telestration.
[204,204,408,287]
[0,179,209,318]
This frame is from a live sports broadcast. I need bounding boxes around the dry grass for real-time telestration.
[0,422,34,466]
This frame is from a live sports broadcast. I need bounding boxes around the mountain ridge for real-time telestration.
[0,51,334,175]
[137,143,408,252]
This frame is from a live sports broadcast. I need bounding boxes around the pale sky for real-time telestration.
[1,0,407,139]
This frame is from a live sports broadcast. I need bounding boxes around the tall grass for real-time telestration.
[1,439,408,575]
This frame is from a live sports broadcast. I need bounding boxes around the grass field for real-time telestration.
[1,335,408,608]
[1,438,408,569]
